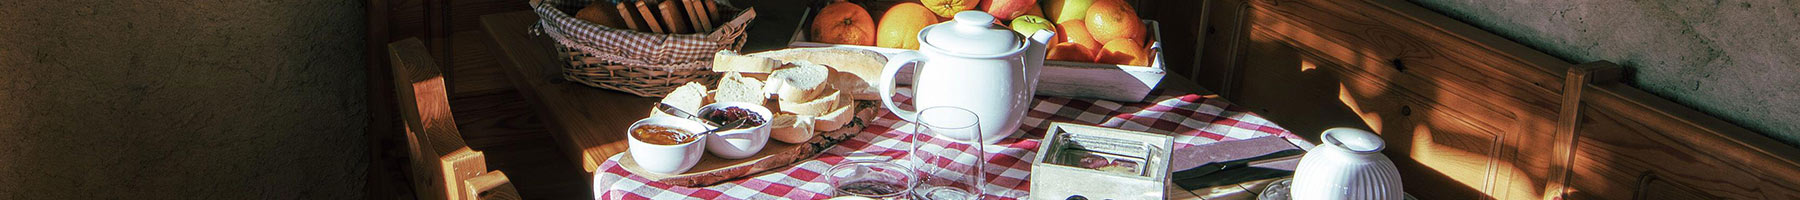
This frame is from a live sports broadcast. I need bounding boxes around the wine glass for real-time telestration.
[909,106,986,200]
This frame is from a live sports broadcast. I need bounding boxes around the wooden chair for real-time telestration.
[389,38,522,200]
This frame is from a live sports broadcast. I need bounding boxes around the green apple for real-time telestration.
[1010,15,1058,38]
[1044,0,1095,23]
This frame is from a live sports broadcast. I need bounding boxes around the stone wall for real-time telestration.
[1408,0,1800,145]
[0,0,366,198]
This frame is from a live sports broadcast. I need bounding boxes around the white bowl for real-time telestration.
[626,116,710,174]
[697,102,773,159]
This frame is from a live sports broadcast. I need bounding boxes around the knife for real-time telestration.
[1170,149,1306,180]
[653,102,697,120]
[1171,149,1305,190]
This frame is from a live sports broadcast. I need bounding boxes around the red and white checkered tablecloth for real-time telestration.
[593,89,1301,199]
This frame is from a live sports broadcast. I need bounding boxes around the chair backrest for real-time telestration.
[389,38,519,200]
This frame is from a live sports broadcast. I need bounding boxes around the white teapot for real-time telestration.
[878,11,1053,145]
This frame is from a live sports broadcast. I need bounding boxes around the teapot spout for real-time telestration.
[1026,30,1055,65]
[1024,30,1055,88]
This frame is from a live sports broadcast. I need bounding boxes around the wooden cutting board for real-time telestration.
[617,100,880,187]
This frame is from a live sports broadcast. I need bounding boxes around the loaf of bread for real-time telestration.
[712,50,781,73]
[753,48,888,86]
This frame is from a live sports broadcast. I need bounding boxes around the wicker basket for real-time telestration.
[531,0,757,97]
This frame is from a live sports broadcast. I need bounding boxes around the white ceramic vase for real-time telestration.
[1291,128,1403,200]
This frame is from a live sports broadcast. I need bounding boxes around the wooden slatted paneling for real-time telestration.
[1233,0,1573,198]
[1556,62,1800,199]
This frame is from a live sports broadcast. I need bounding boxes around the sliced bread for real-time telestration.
[769,114,816,144]
[769,61,834,102]
[776,84,841,116]
[811,98,856,132]
[659,82,710,117]
[828,71,878,100]
[713,72,767,104]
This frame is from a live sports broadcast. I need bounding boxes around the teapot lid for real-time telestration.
[921,11,1022,55]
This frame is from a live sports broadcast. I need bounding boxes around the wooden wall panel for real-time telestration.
[1233,0,1574,198]
[1555,62,1800,199]
[1217,0,1800,199]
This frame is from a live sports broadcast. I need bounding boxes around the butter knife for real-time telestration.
[653,102,696,120]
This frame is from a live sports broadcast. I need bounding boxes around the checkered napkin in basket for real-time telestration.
[532,0,748,67]
[592,89,1301,199]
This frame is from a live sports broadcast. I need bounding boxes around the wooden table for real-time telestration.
[475,10,1226,175]
[482,11,657,174]
[473,10,1335,199]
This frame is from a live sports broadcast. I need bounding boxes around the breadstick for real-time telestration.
[657,0,691,34]
[635,0,665,33]
[614,1,644,31]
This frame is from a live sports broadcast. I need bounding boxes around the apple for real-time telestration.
[1009,15,1058,40]
[921,0,981,18]
[1026,4,1044,17]
[1043,0,1095,23]
[981,0,1037,21]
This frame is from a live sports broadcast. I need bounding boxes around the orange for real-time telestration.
[877,2,940,49]
[920,0,980,18]
[811,1,876,46]
[1084,0,1145,44]
[1056,20,1102,57]
[1046,43,1094,62]
[1096,39,1149,65]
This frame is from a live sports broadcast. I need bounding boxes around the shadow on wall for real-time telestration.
[0,0,367,199]
[1406,0,1800,146]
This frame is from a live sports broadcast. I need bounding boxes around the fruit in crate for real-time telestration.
[1009,15,1057,42]
[1084,0,1145,44]
[1057,20,1102,57]
[811,1,876,46]
[1047,43,1094,62]
[1043,0,1095,23]
[877,2,940,50]
[920,0,980,18]
[1097,39,1149,65]
[980,0,1038,21]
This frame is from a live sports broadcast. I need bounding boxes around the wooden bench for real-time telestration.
[1215,0,1800,198]
[390,38,525,200]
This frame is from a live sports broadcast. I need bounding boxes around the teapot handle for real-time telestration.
[879,51,925,122]
[1321,127,1386,154]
